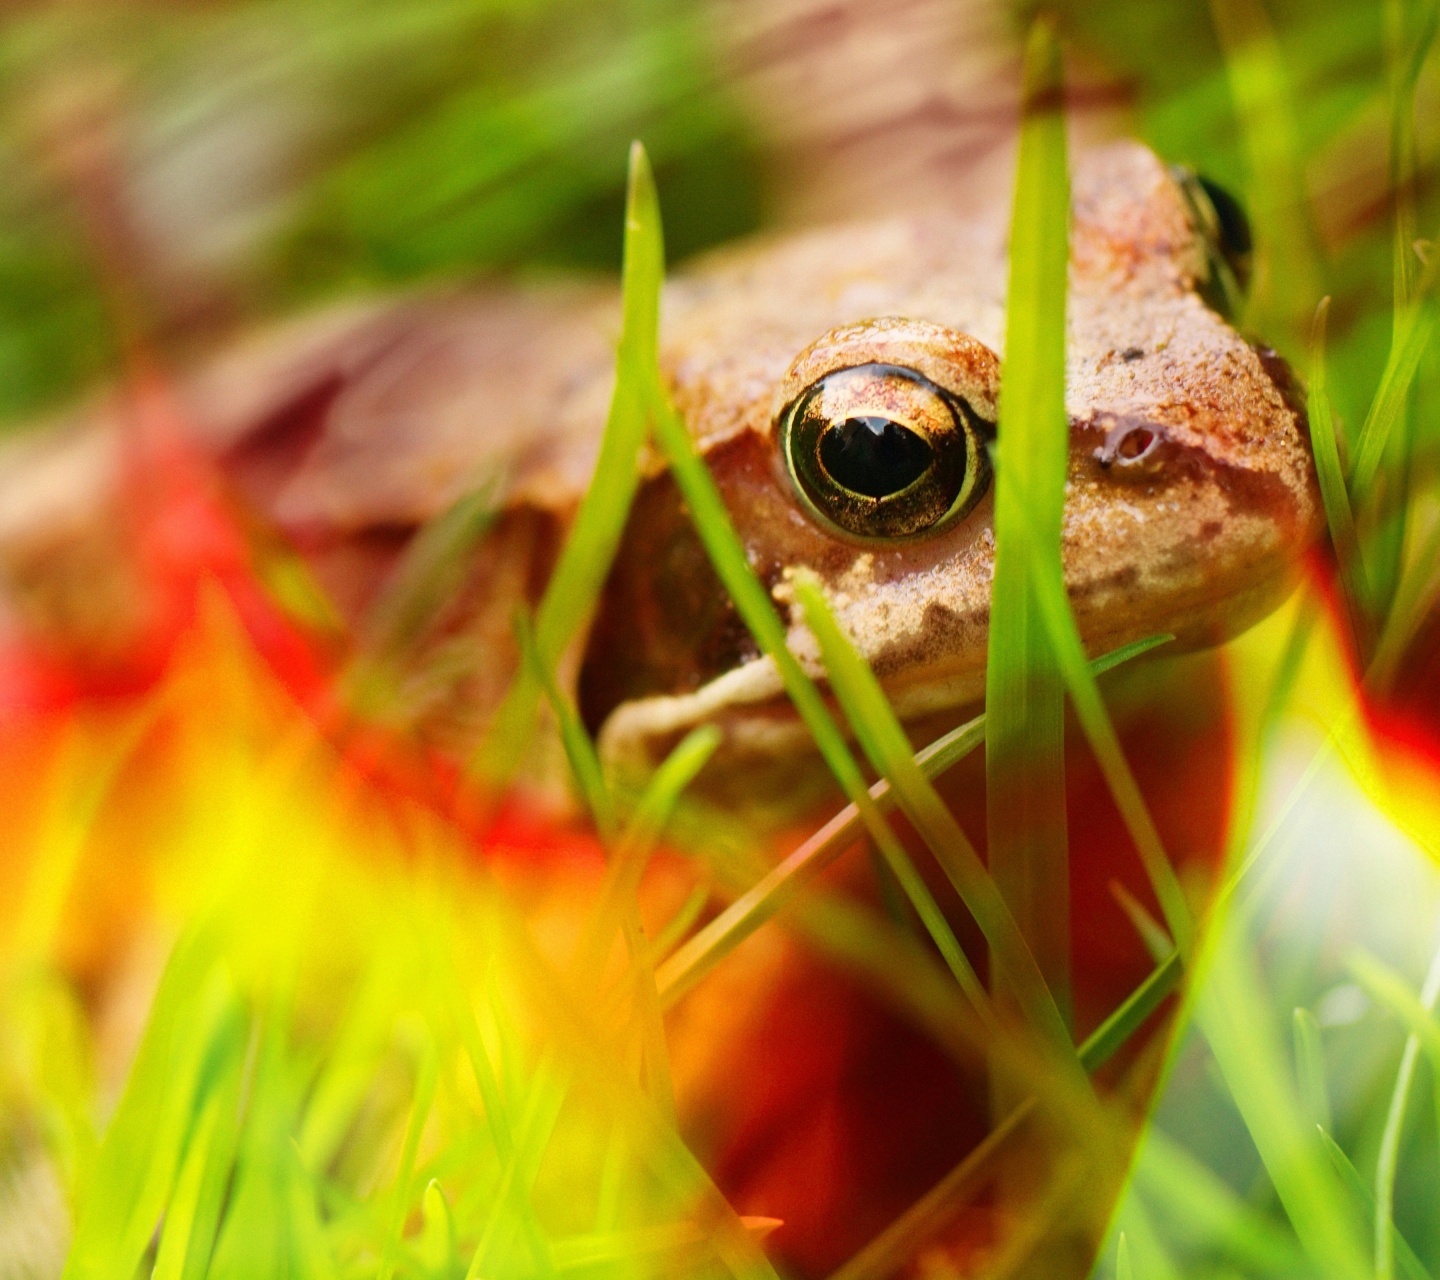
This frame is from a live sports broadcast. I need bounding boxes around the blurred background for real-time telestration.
[0,0,1422,433]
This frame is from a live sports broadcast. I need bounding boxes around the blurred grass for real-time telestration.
[1081,3,1440,1272]
[5,618,780,1280]
[0,0,761,428]
[475,141,664,791]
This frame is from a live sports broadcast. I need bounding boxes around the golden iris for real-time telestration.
[780,363,992,539]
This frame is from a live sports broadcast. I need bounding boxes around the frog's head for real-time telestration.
[582,142,1321,767]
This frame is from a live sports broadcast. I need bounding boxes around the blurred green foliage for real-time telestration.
[1056,0,1434,440]
[0,0,762,427]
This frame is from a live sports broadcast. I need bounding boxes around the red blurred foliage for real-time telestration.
[0,371,326,716]
[1,369,1374,1279]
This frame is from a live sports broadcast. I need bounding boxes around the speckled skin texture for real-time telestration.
[588,141,1320,761]
[0,142,1318,763]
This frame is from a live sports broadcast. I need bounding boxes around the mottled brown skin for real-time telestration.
[585,141,1319,764]
[0,143,1319,768]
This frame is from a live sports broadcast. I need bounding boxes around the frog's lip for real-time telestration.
[595,538,1310,769]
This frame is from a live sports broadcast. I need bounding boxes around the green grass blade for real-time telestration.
[656,635,1171,1009]
[618,725,723,864]
[284,1152,340,1280]
[650,381,986,1016]
[1110,881,1174,964]
[644,885,709,965]
[207,1007,302,1280]
[437,964,556,1277]
[1367,516,1440,690]
[62,937,234,1280]
[1116,1232,1133,1280]
[638,182,990,1025]
[345,482,501,720]
[476,140,663,786]
[577,725,721,976]
[515,609,616,842]
[1309,298,1375,654]
[1363,0,1438,609]
[644,393,859,797]
[1292,1006,1333,1134]
[1109,1196,1185,1280]
[1208,0,1322,338]
[1318,1127,1435,1280]
[1136,1126,1306,1273]
[1078,953,1182,1073]
[176,1054,245,1280]
[419,1179,458,1277]
[358,482,502,665]
[11,974,99,1211]
[1349,942,1440,1280]
[1384,0,1437,313]
[1194,920,1370,1279]
[1004,481,1194,957]
[1348,248,1438,506]
[150,1088,225,1280]
[1376,1042,1424,1280]
[985,14,1074,1015]
[1348,949,1440,1071]
[795,573,1075,1062]
[296,964,403,1172]
[830,945,1187,1280]
[376,1037,439,1280]
[465,1060,571,1280]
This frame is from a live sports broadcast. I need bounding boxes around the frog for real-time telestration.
[0,141,1319,775]
[0,134,1323,1280]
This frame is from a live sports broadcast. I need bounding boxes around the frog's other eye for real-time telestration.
[1196,176,1253,286]
[1174,167,1254,318]
[780,363,992,540]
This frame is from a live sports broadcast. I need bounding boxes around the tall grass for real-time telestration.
[475,143,664,790]
[1092,0,1440,1275]
[984,17,1074,1025]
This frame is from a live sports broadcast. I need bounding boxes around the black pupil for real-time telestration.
[818,415,934,499]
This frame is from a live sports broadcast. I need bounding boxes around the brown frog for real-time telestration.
[0,142,1318,771]
[0,128,1325,1280]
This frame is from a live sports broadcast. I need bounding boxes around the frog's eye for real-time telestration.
[780,363,992,540]
[1174,167,1254,318]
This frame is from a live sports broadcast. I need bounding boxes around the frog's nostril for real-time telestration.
[1116,427,1156,460]
[1095,417,1166,470]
